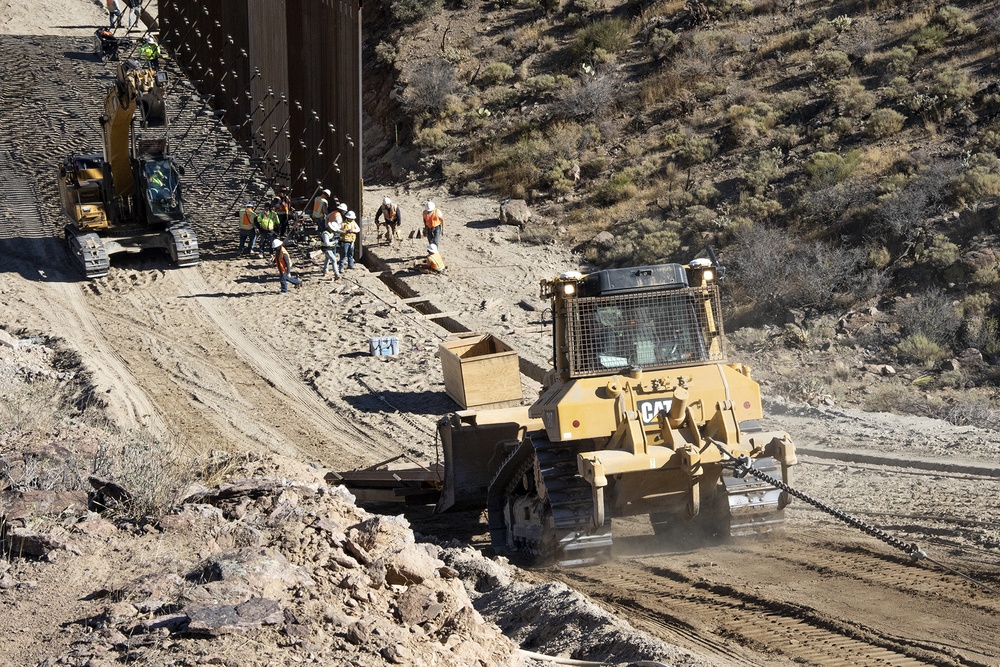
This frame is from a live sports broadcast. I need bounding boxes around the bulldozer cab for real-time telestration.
[142,159,181,220]
[548,262,725,380]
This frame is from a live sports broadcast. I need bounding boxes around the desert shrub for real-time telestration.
[864,384,925,414]
[480,62,514,86]
[951,153,1000,204]
[908,24,948,53]
[415,125,451,150]
[895,288,960,344]
[804,151,859,188]
[894,334,948,366]
[676,134,718,168]
[589,217,682,266]
[92,430,192,522]
[524,74,572,95]
[945,398,1000,427]
[831,14,853,33]
[739,147,782,195]
[815,50,851,78]
[573,17,632,59]
[724,226,875,316]
[921,234,960,271]
[872,163,957,242]
[375,41,398,66]
[867,108,906,138]
[556,74,617,117]
[831,116,854,136]
[732,193,782,220]
[831,78,875,117]
[934,5,977,37]
[593,171,639,205]
[807,19,837,45]
[647,27,679,60]
[929,68,977,106]
[404,59,457,115]
[390,0,443,22]
[519,223,559,245]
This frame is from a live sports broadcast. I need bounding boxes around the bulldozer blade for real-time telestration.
[436,408,540,513]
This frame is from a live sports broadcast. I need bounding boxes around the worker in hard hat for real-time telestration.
[125,0,141,31]
[311,188,330,234]
[320,217,341,280]
[257,202,279,255]
[338,210,361,273]
[272,238,302,292]
[423,243,445,274]
[137,35,164,68]
[374,196,402,243]
[238,201,257,256]
[274,186,291,237]
[326,201,347,231]
[422,200,443,249]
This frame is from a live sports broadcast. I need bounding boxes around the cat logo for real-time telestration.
[637,398,673,424]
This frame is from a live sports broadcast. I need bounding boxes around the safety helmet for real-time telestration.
[383,196,392,206]
[145,35,154,43]
[322,188,331,196]
[424,201,435,212]
[345,210,356,220]
[271,238,283,249]
[326,220,336,231]
[279,186,288,192]
[337,202,348,213]
[246,202,254,208]
[427,243,437,254]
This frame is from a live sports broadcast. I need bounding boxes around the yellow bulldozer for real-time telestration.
[58,57,198,279]
[334,257,797,565]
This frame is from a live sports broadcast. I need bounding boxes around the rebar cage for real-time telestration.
[565,285,726,378]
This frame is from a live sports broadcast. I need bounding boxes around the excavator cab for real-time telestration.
[141,159,183,221]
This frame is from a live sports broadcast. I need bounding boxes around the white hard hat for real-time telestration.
[383,196,392,206]
[346,210,356,220]
[322,189,331,196]
[337,202,348,212]
[326,220,336,231]
[427,243,437,254]
[145,35,154,43]
[424,201,435,212]
[271,238,283,249]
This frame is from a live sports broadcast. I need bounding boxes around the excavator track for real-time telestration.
[65,224,110,279]
[167,223,200,267]
[488,431,612,567]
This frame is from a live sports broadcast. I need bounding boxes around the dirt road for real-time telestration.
[2,10,1000,667]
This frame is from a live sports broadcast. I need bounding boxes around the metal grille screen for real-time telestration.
[565,286,726,377]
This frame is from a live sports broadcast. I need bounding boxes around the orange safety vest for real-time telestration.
[275,196,290,214]
[382,203,398,221]
[312,196,327,219]
[423,210,443,229]
[240,208,255,231]
[326,210,343,227]
[427,252,445,272]
[340,220,358,243]
[275,246,291,273]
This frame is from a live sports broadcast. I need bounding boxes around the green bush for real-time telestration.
[480,62,515,86]
[375,41,398,66]
[593,171,639,205]
[390,0,443,22]
[831,78,875,117]
[934,5,977,37]
[804,151,859,188]
[739,148,782,195]
[952,153,1000,203]
[647,27,678,60]
[867,108,906,138]
[894,334,948,366]
[574,17,632,59]
[908,24,948,53]
[815,50,851,78]
[676,134,718,168]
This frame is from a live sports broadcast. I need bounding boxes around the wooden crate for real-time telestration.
[439,333,523,410]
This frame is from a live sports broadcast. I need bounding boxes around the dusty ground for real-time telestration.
[1,0,999,665]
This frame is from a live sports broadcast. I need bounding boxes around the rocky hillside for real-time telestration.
[364,0,1000,411]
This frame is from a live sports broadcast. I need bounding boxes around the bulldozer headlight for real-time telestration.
[703,269,714,282]
[562,283,576,296]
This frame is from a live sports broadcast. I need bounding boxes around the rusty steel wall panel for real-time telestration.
[160,0,360,204]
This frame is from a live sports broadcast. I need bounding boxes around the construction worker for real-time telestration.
[423,200,443,249]
[274,186,291,237]
[320,218,341,280]
[106,0,122,29]
[238,202,257,256]
[137,35,164,69]
[311,188,330,234]
[148,165,169,201]
[125,0,141,31]
[374,196,402,242]
[272,239,302,292]
[339,210,361,273]
[327,201,347,230]
[258,202,278,252]
[424,243,445,274]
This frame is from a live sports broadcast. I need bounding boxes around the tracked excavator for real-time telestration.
[58,58,198,278]
[333,257,797,566]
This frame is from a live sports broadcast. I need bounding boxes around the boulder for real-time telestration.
[185,597,283,637]
[499,199,531,229]
[190,547,314,600]
[384,543,442,586]
[591,231,615,249]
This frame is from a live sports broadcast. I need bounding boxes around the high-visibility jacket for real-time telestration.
[259,211,278,231]
[382,204,398,221]
[423,210,443,229]
[340,220,360,243]
[138,42,163,61]
[427,252,445,272]
[240,208,256,231]
[312,196,328,219]
[320,229,337,250]
[275,196,291,214]
[326,210,343,227]
[275,246,291,273]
